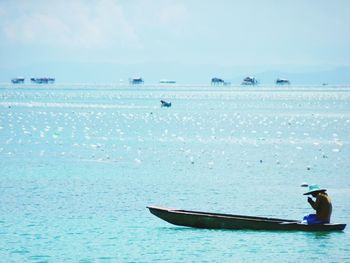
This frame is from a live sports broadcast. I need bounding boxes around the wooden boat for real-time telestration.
[147,206,346,232]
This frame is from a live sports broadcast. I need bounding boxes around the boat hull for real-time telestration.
[147,206,346,232]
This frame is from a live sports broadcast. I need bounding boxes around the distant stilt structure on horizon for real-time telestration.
[241,76,258,86]
[129,77,144,85]
[276,78,290,85]
[211,77,225,86]
[30,77,55,84]
[11,77,25,84]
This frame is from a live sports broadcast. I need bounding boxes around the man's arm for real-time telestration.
[308,197,318,210]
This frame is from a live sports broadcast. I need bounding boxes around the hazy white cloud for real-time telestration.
[120,0,190,36]
[158,3,189,31]
[0,0,349,68]
[0,0,141,49]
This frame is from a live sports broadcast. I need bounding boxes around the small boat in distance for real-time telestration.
[276,78,290,85]
[147,206,346,232]
[11,77,25,84]
[160,100,171,107]
[159,79,176,84]
[242,76,258,86]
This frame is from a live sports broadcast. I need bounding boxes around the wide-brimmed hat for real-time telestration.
[303,184,327,195]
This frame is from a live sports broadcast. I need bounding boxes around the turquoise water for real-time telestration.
[0,85,349,262]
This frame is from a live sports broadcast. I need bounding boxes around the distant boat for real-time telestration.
[31,78,55,84]
[159,80,176,84]
[276,78,290,85]
[11,77,25,84]
[160,100,171,107]
[242,76,258,86]
[147,206,346,232]
[129,77,144,85]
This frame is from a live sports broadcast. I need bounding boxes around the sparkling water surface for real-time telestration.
[1,84,350,262]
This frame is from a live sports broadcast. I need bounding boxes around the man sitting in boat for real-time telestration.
[303,184,332,224]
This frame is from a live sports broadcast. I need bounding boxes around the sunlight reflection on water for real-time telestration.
[0,85,349,262]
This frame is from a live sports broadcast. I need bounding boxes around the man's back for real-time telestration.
[315,192,332,222]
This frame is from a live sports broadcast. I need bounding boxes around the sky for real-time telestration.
[0,0,350,83]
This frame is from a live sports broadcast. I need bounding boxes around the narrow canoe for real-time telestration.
[147,206,346,232]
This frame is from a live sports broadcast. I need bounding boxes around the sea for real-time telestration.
[0,84,349,262]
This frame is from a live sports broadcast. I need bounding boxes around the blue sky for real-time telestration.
[0,0,349,83]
